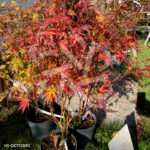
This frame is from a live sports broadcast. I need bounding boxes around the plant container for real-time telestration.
[70,113,97,149]
[41,129,77,150]
[26,107,53,139]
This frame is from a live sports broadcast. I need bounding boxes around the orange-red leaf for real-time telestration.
[17,98,30,113]
[44,85,57,104]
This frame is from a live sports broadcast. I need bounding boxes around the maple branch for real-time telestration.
[76,75,108,86]
[42,64,72,77]
[60,45,83,70]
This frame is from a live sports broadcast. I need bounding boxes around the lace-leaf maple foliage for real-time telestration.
[0,0,149,111]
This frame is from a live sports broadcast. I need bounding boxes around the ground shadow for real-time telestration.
[106,74,136,101]
[136,92,150,117]
[124,112,139,150]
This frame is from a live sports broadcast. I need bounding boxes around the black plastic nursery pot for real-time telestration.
[41,129,77,150]
[70,113,97,149]
[26,107,53,139]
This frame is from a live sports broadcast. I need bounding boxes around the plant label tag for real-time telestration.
[108,124,134,150]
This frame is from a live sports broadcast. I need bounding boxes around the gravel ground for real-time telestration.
[103,80,139,126]
[68,77,140,127]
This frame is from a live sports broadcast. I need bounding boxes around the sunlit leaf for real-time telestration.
[44,85,57,104]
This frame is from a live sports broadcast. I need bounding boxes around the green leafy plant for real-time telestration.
[70,118,81,128]
[84,124,121,150]
[95,125,120,148]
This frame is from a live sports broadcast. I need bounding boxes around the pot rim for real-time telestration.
[26,108,50,124]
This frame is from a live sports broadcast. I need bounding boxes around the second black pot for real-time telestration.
[70,113,97,149]
[26,107,53,139]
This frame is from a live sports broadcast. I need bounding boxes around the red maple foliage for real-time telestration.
[0,0,150,121]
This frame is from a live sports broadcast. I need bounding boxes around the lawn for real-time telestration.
[136,40,150,101]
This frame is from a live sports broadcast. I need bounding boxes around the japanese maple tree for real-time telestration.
[0,0,150,148]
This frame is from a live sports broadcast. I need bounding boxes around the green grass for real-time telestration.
[138,117,150,150]
[113,39,150,101]
[136,40,150,101]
